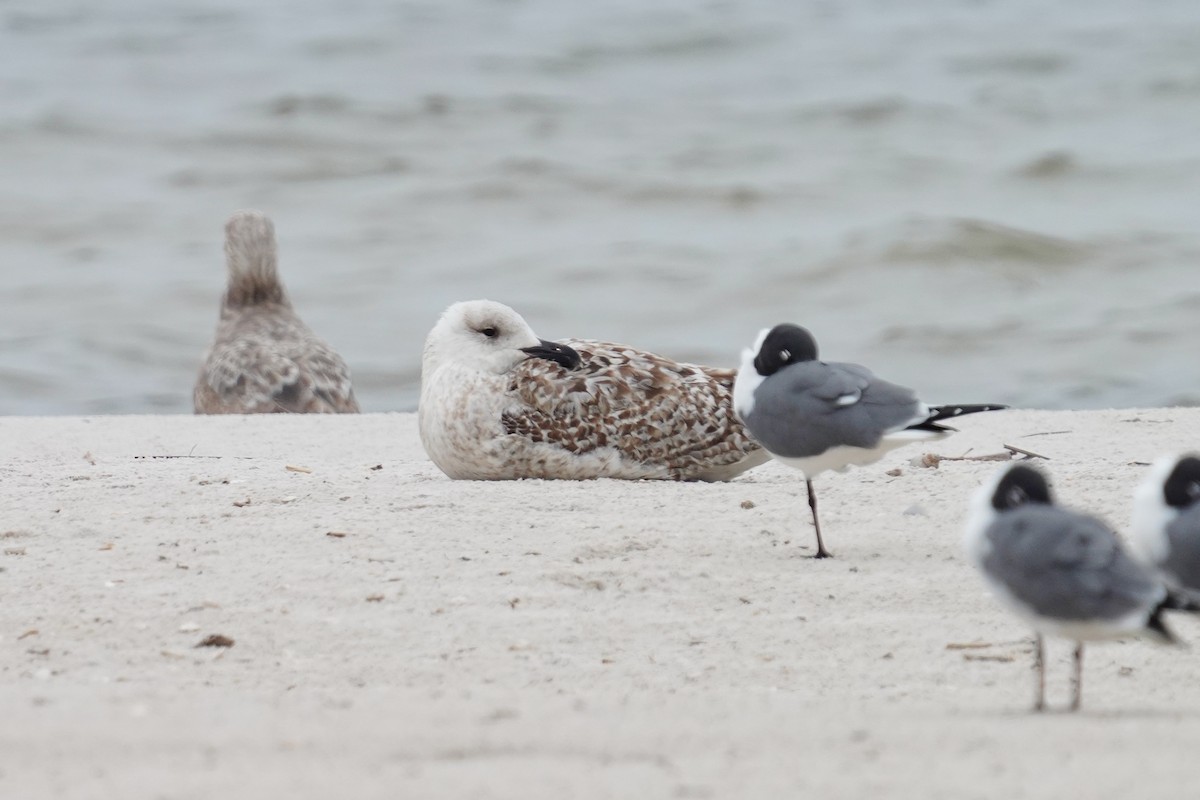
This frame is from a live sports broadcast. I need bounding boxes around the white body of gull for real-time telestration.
[419,300,769,481]
[1132,454,1200,596]
[194,211,359,414]
[964,463,1196,712]
[734,323,1004,557]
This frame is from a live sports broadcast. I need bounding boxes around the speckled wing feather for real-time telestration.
[500,339,767,481]
[194,308,359,414]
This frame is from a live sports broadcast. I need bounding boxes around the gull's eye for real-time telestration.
[779,349,791,362]
[481,327,498,338]
[1007,486,1027,507]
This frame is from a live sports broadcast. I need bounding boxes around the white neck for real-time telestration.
[733,329,770,419]
[1129,456,1180,567]
[733,348,763,420]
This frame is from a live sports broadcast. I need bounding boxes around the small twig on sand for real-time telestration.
[132,455,255,460]
[964,452,1013,463]
[915,445,1047,469]
[1003,444,1049,460]
[915,451,1012,469]
[1019,430,1072,438]
[195,634,235,649]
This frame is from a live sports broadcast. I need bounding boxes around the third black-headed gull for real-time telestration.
[1132,453,1200,597]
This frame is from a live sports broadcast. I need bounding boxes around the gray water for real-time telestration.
[2,0,1199,415]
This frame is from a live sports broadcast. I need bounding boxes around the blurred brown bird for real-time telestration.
[194,210,359,414]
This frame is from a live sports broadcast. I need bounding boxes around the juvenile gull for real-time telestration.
[964,463,1196,712]
[734,323,1004,557]
[419,300,770,481]
[194,211,359,414]
[1132,453,1200,596]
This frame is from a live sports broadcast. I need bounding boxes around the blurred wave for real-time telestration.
[1,0,1199,414]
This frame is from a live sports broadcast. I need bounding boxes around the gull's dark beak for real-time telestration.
[521,339,582,371]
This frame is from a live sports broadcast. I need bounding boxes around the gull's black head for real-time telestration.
[991,464,1053,512]
[753,324,819,377]
[1164,455,1200,509]
[521,339,582,371]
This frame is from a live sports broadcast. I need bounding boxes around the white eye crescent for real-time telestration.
[835,390,861,407]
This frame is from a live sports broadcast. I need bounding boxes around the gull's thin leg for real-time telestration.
[1032,634,1046,712]
[806,479,832,559]
[1070,642,1084,712]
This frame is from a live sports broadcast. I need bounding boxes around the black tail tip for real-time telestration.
[1149,591,1200,645]
[925,403,1010,423]
[1148,608,1178,643]
[1160,589,1200,614]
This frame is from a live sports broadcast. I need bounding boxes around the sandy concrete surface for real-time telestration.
[3,409,1200,799]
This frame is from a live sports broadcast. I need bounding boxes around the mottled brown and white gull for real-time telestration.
[419,299,768,481]
[194,210,359,414]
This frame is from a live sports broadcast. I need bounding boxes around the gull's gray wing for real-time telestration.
[983,506,1164,622]
[746,360,924,458]
[1162,506,1200,593]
